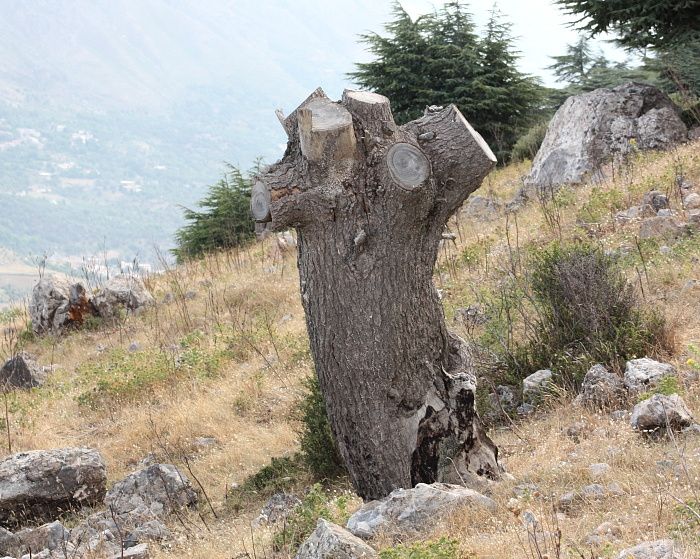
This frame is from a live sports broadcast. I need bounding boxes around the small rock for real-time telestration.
[615,539,681,559]
[639,216,685,240]
[580,483,606,500]
[631,394,694,434]
[0,527,20,558]
[615,205,656,224]
[517,403,535,416]
[0,448,106,526]
[643,190,670,212]
[522,369,553,403]
[128,342,140,352]
[105,464,198,518]
[15,521,69,556]
[193,436,218,450]
[184,290,197,300]
[684,192,700,210]
[462,195,502,222]
[610,410,628,421]
[490,385,516,411]
[92,275,154,321]
[296,519,377,559]
[257,492,301,525]
[624,358,675,394]
[659,245,671,255]
[565,421,587,443]
[589,463,610,479]
[113,543,150,559]
[681,423,700,436]
[513,483,539,498]
[346,483,496,539]
[124,520,169,548]
[0,353,45,390]
[575,364,626,409]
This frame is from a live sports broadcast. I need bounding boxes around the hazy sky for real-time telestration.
[398,0,630,86]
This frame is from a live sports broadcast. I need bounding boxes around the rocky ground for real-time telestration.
[0,137,699,558]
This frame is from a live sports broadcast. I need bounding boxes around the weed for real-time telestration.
[380,538,468,559]
[296,374,346,480]
[638,375,682,401]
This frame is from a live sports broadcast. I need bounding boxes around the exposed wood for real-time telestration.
[298,98,356,163]
[385,143,431,191]
[252,89,500,500]
[251,180,271,222]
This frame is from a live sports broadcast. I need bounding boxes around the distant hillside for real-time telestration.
[0,0,390,265]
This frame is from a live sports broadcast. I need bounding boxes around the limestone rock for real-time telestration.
[526,83,687,188]
[642,190,669,212]
[462,195,502,222]
[575,364,626,409]
[639,216,686,240]
[346,483,496,539]
[624,358,675,394]
[14,521,69,557]
[683,192,700,210]
[631,394,694,433]
[257,492,301,525]
[615,539,681,559]
[522,369,553,403]
[92,275,154,321]
[104,463,197,518]
[296,519,377,559]
[0,528,20,557]
[29,278,95,335]
[0,448,106,526]
[0,353,45,390]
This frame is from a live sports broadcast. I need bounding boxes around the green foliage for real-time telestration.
[510,121,549,162]
[240,454,305,495]
[638,375,681,401]
[76,342,224,408]
[273,484,350,553]
[380,538,466,559]
[578,186,626,222]
[556,0,700,50]
[172,164,256,262]
[350,1,544,162]
[491,242,671,387]
[297,374,346,480]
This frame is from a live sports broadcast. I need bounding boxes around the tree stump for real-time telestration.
[254,88,500,500]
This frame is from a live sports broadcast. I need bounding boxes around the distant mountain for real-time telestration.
[0,0,391,267]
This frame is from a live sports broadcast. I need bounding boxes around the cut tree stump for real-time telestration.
[253,88,500,500]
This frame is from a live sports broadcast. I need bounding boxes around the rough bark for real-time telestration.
[255,89,500,500]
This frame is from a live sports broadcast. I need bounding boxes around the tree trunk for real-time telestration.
[254,89,501,500]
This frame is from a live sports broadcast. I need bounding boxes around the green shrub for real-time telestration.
[638,375,681,401]
[273,484,350,552]
[380,538,466,559]
[241,454,305,494]
[510,121,548,162]
[297,374,346,480]
[503,242,671,387]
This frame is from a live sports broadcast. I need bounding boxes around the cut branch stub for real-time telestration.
[386,143,430,191]
[298,98,356,163]
[342,89,396,138]
[251,180,271,222]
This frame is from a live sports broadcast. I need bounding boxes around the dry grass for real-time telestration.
[1,141,699,558]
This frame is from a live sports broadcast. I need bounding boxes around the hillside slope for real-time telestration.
[1,142,699,558]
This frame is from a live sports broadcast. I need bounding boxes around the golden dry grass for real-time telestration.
[1,141,699,559]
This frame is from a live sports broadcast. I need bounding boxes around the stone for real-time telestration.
[490,385,516,411]
[14,521,69,557]
[462,195,502,222]
[29,277,95,335]
[683,192,700,210]
[0,448,106,526]
[624,358,676,394]
[517,403,535,416]
[522,369,553,403]
[91,275,154,321]
[565,421,587,442]
[346,483,496,539]
[0,528,20,557]
[575,364,626,410]
[689,209,700,227]
[615,539,681,559]
[615,205,656,224]
[585,521,622,546]
[296,519,377,559]
[104,463,198,518]
[112,543,149,559]
[639,216,685,240]
[642,190,669,212]
[589,463,611,479]
[124,520,169,548]
[0,353,45,390]
[526,83,687,188]
[257,492,301,524]
[631,394,694,433]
